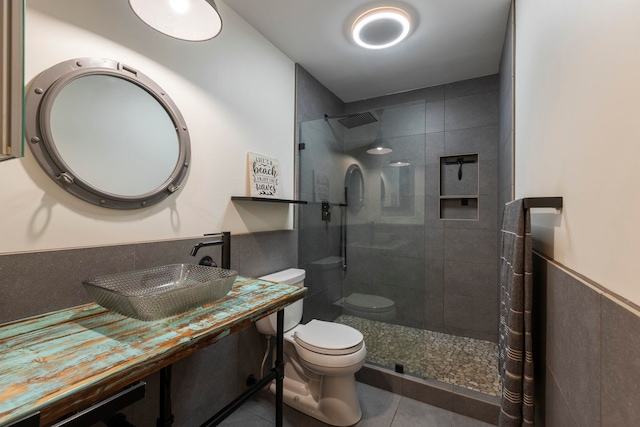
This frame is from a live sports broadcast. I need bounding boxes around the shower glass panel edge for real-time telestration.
[297,102,501,398]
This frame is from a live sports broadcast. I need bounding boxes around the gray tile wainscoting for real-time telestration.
[0,230,298,427]
[601,295,640,426]
[0,230,298,323]
[533,252,640,427]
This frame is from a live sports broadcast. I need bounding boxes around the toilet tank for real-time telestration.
[255,268,306,335]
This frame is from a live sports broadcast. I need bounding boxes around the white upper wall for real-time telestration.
[0,0,295,254]
[515,0,640,305]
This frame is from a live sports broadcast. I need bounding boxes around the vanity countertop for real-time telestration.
[0,276,306,426]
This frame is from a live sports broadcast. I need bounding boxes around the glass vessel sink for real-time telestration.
[83,264,238,321]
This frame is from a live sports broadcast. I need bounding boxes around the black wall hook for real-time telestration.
[445,157,476,180]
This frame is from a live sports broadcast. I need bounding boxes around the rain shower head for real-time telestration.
[324,112,378,129]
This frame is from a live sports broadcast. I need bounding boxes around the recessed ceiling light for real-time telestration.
[352,7,411,50]
[129,0,223,42]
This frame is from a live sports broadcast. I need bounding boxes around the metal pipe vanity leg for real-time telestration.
[157,366,174,427]
[276,310,284,427]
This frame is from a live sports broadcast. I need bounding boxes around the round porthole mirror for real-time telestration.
[345,164,365,213]
[25,57,190,209]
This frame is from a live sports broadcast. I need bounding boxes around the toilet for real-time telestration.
[341,292,396,322]
[256,268,366,427]
[310,256,344,303]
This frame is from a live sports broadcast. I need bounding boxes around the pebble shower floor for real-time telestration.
[335,315,501,396]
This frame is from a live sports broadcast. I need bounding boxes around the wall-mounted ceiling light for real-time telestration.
[389,160,410,167]
[367,145,393,154]
[352,7,411,50]
[129,0,222,41]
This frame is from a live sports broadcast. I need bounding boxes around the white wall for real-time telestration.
[515,0,640,305]
[0,0,295,254]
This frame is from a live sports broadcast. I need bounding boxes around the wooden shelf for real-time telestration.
[231,196,307,204]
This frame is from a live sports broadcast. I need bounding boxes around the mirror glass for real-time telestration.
[50,75,179,196]
[0,0,24,161]
[345,164,364,213]
[25,58,190,209]
[381,165,415,216]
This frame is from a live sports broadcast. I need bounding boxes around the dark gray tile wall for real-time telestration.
[532,252,640,427]
[498,2,515,222]
[0,230,298,426]
[445,76,500,99]
[341,74,501,340]
[344,86,444,115]
[295,65,344,123]
[444,92,500,131]
[439,76,500,341]
[445,126,500,162]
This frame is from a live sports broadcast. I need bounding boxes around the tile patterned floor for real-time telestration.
[220,382,496,427]
[335,315,501,396]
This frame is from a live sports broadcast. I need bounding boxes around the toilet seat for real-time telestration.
[294,320,364,355]
[343,293,395,313]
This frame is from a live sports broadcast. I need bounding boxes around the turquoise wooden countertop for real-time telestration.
[0,276,306,426]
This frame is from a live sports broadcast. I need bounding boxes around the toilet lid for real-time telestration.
[294,320,364,356]
[343,293,395,312]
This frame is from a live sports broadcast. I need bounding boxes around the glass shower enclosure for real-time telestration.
[297,100,500,397]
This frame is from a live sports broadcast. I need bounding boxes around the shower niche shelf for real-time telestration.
[231,196,308,204]
[439,154,479,220]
